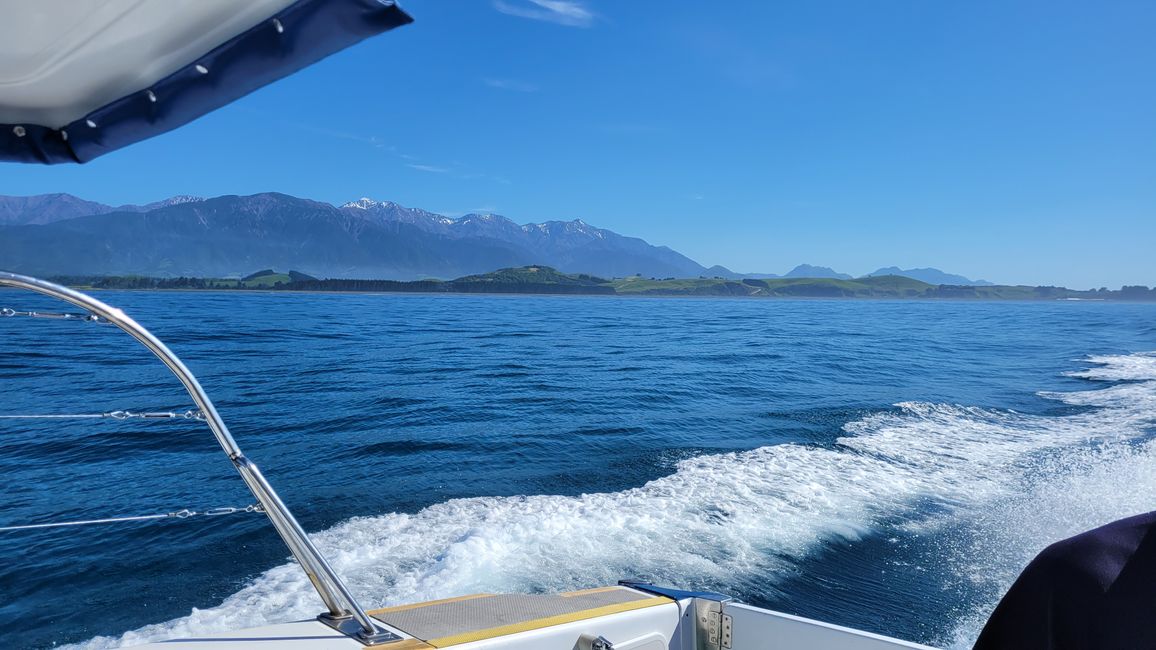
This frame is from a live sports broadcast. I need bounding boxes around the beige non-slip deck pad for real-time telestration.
[369,587,671,648]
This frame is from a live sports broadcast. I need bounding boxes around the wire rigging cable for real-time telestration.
[0,410,205,420]
[0,504,265,532]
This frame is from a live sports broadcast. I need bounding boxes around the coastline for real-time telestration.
[36,285,1156,303]
[13,266,1154,301]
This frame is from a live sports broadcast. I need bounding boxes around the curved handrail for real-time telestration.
[0,271,394,645]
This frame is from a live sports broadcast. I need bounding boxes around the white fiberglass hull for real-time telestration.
[130,584,937,650]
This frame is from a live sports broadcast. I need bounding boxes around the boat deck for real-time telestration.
[367,587,670,648]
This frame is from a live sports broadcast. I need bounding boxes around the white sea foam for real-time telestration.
[1064,352,1156,382]
[69,353,1156,649]
[941,439,1156,648]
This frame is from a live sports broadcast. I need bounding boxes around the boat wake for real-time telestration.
[69,353,1156,649]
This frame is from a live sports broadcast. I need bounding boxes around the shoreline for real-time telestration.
[11,267,1154,302]
[33,285,1156,303]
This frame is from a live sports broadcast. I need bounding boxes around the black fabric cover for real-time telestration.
[974,511,1156,650]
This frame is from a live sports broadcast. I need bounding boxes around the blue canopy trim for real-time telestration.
[0,0,412,165]
[618,580,734,602]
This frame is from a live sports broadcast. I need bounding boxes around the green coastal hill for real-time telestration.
[612,274,1154,300]
[49,266,1156,301]
[611,274,935,297]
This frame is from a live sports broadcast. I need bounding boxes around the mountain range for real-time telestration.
[0,193,204,226]
[0,192,992,285]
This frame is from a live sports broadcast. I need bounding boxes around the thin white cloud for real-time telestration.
[407,163,449,173]
[404,158,511,184]
[483,78,539,93]
[492,0,595,27]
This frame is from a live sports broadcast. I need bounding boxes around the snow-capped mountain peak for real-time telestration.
[165,195,204,205]
[125,195,205,212]
[0,191,712,280]
[342,197,385,210]
[521,218,605,239]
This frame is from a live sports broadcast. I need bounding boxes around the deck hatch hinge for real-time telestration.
[694,598,733,650]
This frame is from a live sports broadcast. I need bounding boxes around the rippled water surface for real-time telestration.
[1,291,1154,649]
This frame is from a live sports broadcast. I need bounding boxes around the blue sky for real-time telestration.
[2,0,1154,288]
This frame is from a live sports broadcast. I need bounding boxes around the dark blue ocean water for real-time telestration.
[1,291,1155,649]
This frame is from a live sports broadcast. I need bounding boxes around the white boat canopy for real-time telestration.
[0,0,412,164]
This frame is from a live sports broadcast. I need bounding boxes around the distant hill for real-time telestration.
[705,263,973,284]
[0,193,117,226]
[783,264,852,280]
[610,274,935,298]
[237,269,319,288]
[0,193,709,280]
[0,192,1006,286]
[867,266,992,286]
[0,193,203,226]
[341,198,705,279]
[702,262,850,280]
[56,267,1156,301]
[232,266,616,295]
[704,264,780,280]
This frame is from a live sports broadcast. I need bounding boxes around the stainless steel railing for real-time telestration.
[0,271,395,645]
